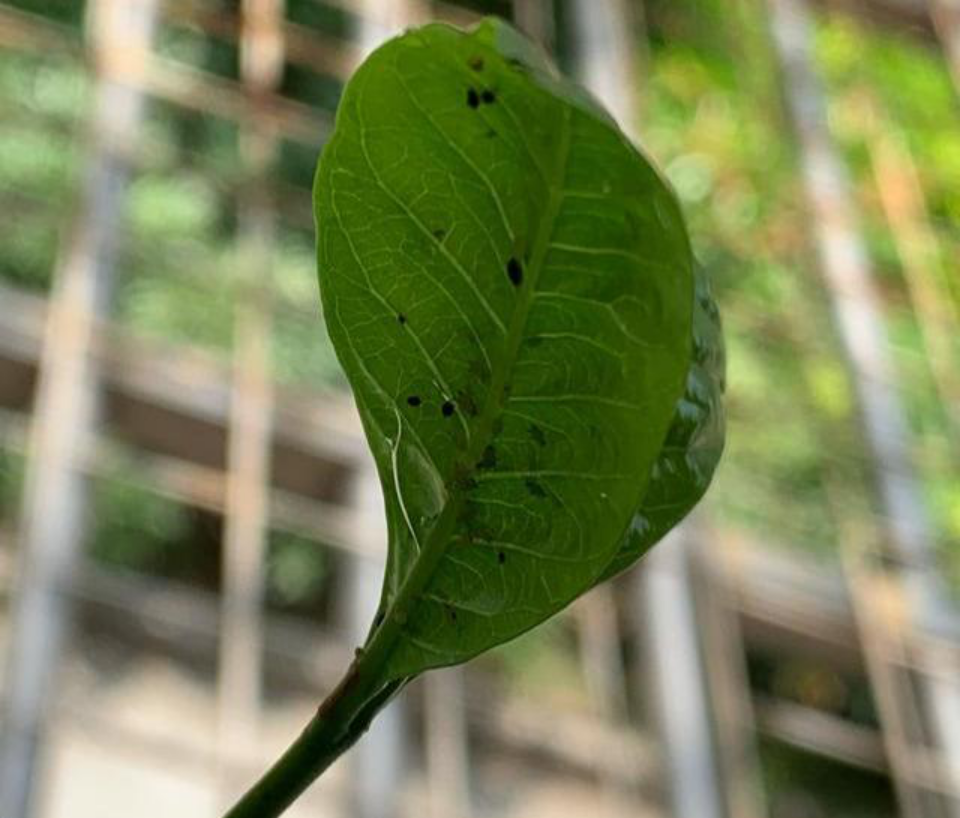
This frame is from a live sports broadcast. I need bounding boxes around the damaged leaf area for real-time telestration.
[314,18,722,683]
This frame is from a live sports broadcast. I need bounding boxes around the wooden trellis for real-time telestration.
[0,2,958,818]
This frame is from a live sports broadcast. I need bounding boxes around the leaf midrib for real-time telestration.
[358,100,574,686]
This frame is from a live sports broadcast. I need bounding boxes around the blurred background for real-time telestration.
[0,0,958,817]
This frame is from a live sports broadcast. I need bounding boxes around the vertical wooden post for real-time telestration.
[343,458,405,818]
[642,531,725,818]
[767,0,960,811]
[424,668,471,818]
[930,0,960,99]
[568,0,642,138]
[693,532,769,818]
[0,2,157,816]
[574,589,638,809]
[215,0,282,799]
[836,514,933,818]
[853,92,960,445]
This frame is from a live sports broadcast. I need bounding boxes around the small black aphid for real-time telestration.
[507,257,523,286]
[481,89,496,104]
[498,551,506,564]
[407,395,422,407]
[467,88,480,109]
[397,313,407,324]
[442,400,456,417]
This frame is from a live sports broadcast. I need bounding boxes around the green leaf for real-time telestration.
[314,18,703,684]
[595,265,726,584]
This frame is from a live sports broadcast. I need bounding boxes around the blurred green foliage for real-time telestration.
[0,2,957,811]
[266,530,330,611]
[90,476,199,579]
[0,450,25,529]
[638,2,960,583]
[761,738,896,818]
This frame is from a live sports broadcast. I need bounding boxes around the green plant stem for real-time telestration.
[221,656,401,818]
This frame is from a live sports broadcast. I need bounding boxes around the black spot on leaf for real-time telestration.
[481,89,496,104]
[397,313,407,325]
[507,257,523,286]
[498,551,506,564]
[525,479,547,498]
[432,227,446,240]
[407,395,422,407]
[445,604,458,622]
[467,88,480,109]
[442,400,456,417]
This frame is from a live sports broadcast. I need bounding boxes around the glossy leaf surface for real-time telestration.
[596,265,726,584]
[315,18,703,682]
